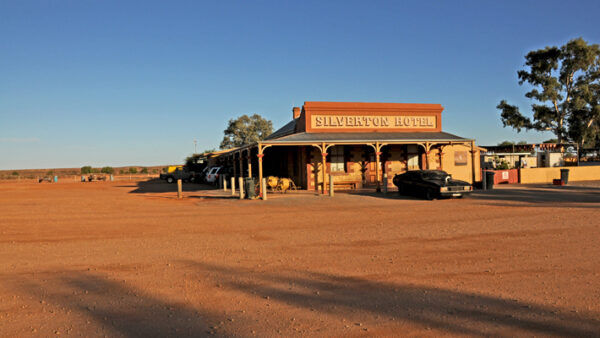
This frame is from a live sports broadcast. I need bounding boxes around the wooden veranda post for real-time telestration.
[238,151,243,178]
[257,144,271,197]
[321,142,327,195]
[232,153,237,178]
[247,149,252,178]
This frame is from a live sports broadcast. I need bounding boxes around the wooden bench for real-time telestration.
[333,181,358,190]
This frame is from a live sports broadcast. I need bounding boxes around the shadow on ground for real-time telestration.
[127,178,218,194]
[183,261,600,336]
[471,185,600,207]
[14,263,600,337]
[17,273,233,337]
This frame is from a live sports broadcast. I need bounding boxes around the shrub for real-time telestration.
[151,169,158,174]
[119,170,125,174]
[81,166,92,174]
[140,167,148,174]
[11,171,19,176]
[101,166,114,174]
[128,167,138,174]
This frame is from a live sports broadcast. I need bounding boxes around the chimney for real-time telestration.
[292,107,301,119]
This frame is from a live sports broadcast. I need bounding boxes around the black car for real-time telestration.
[393,170,472,200]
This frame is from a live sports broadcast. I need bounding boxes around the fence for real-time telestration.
[519,166,600,184]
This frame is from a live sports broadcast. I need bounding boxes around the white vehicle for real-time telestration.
[205,167,222,183]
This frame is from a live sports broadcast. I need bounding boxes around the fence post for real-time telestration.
[223,176,227,191]
[177,179,182,199]
[262,178,267,201]
[383,173,388,194]
[231,177,236,196]
[329,174,334,197]
[239,177,244,200]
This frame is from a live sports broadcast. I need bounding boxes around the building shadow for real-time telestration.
[16,272,234,337]
[182,260,600,336]
[127,178,219,194]
[471,185,600,208]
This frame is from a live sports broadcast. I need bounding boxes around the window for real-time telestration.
[407,145,419,170]
[330,146,345,172]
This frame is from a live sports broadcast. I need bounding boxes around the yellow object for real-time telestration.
[267,176,279,189]
[167,165,183,173]
[278,178,291,191]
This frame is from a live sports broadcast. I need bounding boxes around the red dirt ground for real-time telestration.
[1,179,599,337]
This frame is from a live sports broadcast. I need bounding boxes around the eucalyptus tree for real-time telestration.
[498,38,600,148]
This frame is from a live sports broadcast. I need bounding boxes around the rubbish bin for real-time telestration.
[244,177,256,199]
[485,171,495,190]
[560,169,569,184]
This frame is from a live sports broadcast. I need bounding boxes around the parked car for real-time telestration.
[393,170,472,200]
[160,167,194,184]
[205,166,223,184]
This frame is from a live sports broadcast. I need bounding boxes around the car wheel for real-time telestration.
[425,188,435,200]
[166,177,174,184]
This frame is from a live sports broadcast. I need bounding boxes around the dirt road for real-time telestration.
[1,180,599,336]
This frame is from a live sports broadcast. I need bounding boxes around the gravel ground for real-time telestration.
[1,179,599,337]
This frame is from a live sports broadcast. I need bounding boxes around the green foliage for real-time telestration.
[220,114,273,149]
[11,171,19,176]
[151,169,158,174]
[140,167,148,174]
[496,161,510,170]
[184,153,207,172]
[162,167,168,173]
[498,38,600,146]
[46,170,54,176]
[128,167,137,174]
[543,138,558,143]
[100,166,114,174]
[497,140,515,147]
[119,170,125,174]
[81,166,92,174]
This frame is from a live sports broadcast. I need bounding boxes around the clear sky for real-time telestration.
[1,0,599,170]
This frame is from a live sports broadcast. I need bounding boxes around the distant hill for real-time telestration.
[0,165,175,180]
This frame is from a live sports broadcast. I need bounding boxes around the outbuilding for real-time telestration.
[219,102,482,194]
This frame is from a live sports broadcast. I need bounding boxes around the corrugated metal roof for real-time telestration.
[264,131,470,144]
[265,119,296,140]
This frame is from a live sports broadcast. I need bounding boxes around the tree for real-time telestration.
[81,166,92,174]
[497,140,515,147]
[220,114,273,149]
[128,167,138,174]
[498,38,600,147]
[101,166,114,174]
[140,167,148,174]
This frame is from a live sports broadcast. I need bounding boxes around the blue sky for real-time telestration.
[1,0,599,170]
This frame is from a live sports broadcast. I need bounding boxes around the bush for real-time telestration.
[119,170,125,174]
[46,170,54,176]
[128,167,138,174]
[81,166,92,174]
[151,169,158,174]
[140,167,148,174]
[101,166,114,174]
[11,171,19,176]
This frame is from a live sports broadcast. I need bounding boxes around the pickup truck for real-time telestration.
[159,167,195,184]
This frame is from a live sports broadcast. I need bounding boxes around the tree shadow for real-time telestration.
[16,272,235,337]
[183,260,600,336]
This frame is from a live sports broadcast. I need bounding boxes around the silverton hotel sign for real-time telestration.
[301,102,444,133]
[311,114,436,129]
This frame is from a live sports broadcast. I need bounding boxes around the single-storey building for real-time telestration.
[217,101,482,194]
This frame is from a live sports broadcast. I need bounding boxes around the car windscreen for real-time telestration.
[421,171,449,180]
